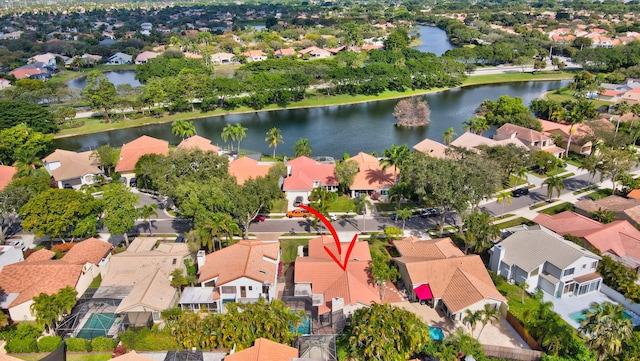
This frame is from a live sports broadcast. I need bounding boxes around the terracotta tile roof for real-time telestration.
[225,338,298,361]
[135,51,159,62]
[283,156,337,191]
[198,240,280,285]
[294,236,380,314]
[394,255,505,313]
[534,211,604,237]
[496,123,550,143]
[26,249,55,262]
[229,157,274,185]
[628,189,640,199]
[274,48,296,56]
[543,145,566,155]
[112,351,158,361]
[115,135,169,173]
[412,138,448,158]
[176,135,220,153]
[346,152,394,191]
[601,89,623,97]
[10,67,47,79]
[43,149,103,182]
[0,260,82,307]
[393,237,464,259]
[61,237,112,265]
[0,165,17,191]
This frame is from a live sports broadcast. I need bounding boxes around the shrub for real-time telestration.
[3,323,42,353]
[6,337,38,353]
[66,337,91,352]
[52,243,75,253]
[383,226,403,240]
[59,120,85,130]
[38,336,62,352]
[91,336,117,352]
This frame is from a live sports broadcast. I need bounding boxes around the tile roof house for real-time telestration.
[283,156,338,210]
[0,165,17,191]
[134,51,159,64]
[294,236,382,327]
[274,48,297,58]
[97,238,191,323]
[210,52,235,65]
[0,238,112,322]
[494,123,565,157]
[346,152,395,198]
[43,149,103,189]
[228,157,274,185]
[29,53,58,69]
[186,240,279,313]
[176,135,220,154]
[9,66,49,80]
[538,119,594,155]
[574,194,640,228]
[449,132,529,153]
[489,225,602,299]
[393,237,507,322]
[412,138,448,158]
[242,50,267,62]
[534,210,640,273]
[115,135,169,183]
[298,46,332,59]
[225,338,298,361]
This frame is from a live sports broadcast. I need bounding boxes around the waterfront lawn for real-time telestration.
[464,71,574,86]
[545,87,611,108]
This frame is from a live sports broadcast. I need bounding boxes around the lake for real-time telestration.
[412,25,454,56]
[67,70,142,89]
[54,80,570,157]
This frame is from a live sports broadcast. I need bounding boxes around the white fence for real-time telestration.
[601,284,640,315]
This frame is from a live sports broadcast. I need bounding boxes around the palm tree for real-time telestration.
[514,166,529,188]
[309,187,337,230]
[381,144,410,183]
[580,302,633,361]
[442,127,457,145]
[396,208,412,232]
[463,117,489,135]
[233,123,248,155]
[354,194,372,234]
[463,309,483,337]
[543,175,565,201]
[201,213,226,252]
[496,191,512,217]
[221,123,236,151]
[265,127,284,158]
[171,120,197,140]
[138,204,158,236]
[294,138,313,157]
[630,103,640,131]
[12,148,42,176]
[476,304,500,340]
[591,207,616,224]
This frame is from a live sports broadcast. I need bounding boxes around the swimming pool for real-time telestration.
[569,309,632,323]
[76,313,118,340]
[429,326,444,341]
[290,314,311,335]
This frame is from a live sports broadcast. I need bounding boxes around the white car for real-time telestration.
[9,240,27,251]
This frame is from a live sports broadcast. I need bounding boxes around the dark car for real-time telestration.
[511,187,530,197]
[129,178,137,187]
[293,196,303,207]
[175,236,185,243]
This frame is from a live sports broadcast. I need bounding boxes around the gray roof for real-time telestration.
[178,287,216,304]
[499,225,599,272]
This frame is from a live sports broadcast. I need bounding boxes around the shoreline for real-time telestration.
[54,72,574,139]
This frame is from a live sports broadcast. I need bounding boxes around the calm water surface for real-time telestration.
[412,26,454,56]
[67,70,142,89]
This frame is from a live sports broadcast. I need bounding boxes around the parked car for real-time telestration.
[252,215,266,222]
[293,196,303,207]
[9,240,27,251]
[174,236,185,243]
[420,208,440,218]
[511,187,530,197]
[286,209,310,218]
[63,183,73,189]
[129,178,137,187]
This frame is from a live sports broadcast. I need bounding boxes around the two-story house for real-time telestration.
[489,225,602,298]
[183,240,280,313]
[346,152,394,198]
[283,156,338,210]
[494,123,565,157]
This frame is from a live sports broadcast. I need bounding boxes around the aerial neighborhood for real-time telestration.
[3,1,640,361]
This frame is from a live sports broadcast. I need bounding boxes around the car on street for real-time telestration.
[174,236,185,243]
[252,215,266,222]
[286,209,310,218]
[511,187,530,197]
[420,208,440,218]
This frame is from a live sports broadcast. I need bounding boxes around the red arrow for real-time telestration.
[299,205,357,271]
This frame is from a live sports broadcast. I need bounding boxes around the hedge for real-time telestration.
[66,337,92,352]
[6,337,38,353]
[38,336,62,352]
[91,336,117,352]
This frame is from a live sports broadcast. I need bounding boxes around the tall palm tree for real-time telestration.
[265,127,284,158]
[354,194,372,233]
[294,137,313,157]
[630,103,640,132]
[543,175,565,201]
[381,144,410,183]
[171,119,197,140]
[221,123,236,151]
[138,204,158,236]
[201,213,226,252]
[463,309,483,337]
[496,191,512,217]
[580,302,633,361]
[476,304,500,340]
[442,127,457,145]
[463,117,489,135]
[396,208,412,232]
[233,123,248,155]
[12,148,42,176]
[514,166,529,188]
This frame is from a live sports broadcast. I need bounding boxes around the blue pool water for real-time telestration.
[291,314,311,334]
[429,326,444,341]
[76,313,117,340]
[569,309,632,323]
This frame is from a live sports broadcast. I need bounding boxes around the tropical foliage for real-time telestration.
[30,286,78,334]
[580,302,633,361]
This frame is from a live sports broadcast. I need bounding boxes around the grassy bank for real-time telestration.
[55,71,575,138]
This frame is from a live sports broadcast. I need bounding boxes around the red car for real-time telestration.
[252,215,266,222]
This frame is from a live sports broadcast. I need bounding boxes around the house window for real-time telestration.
[221,286,235,294]
[591,261,598,269]
[248,286,253,291]
[530,267,539,276]
[563,268,575,277]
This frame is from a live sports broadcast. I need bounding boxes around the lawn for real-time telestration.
[538,202,575,215]
[463,71,574,86]
[494,278,542,322]
[280,238,310,263]
[508,175,529,188]
[494,217,534,229]
[545,89,612,109]
[14,354,112,361]
[270,198,288,213]
[327,196,356,212]
[375,202,418,212]
[586,188,612,200]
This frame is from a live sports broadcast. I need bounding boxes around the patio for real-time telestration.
[542,291,639,329]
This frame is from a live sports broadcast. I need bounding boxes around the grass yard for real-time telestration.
[573,185,598,195]
[494,217,534,229]
[538,202,575,215]
[14,354,112,361]
[327,196,356,212]
[375,202,418,212]
[463,71,574,86]
[495,279,542,322]
[270,198,288,213]
[280,238,311,263]
[508,175,529,188]
[586,188,613,200]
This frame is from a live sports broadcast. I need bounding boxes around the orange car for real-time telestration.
[286,209,310,218]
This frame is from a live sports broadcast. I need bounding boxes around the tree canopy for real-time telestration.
[0,100,57,134]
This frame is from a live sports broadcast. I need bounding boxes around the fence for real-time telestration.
[505,312,543,351]
[482,345,543,361]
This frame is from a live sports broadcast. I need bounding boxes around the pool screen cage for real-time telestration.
[56,299,120,339]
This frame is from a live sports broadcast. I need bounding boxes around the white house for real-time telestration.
[106,52,132,65]
[43,149,104,189]
[489,225,602,298]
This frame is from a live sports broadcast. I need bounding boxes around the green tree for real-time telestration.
[0,169,51,242]
[90,145,119,177]
[367,250,399,300]
[233,123,248,155]
[138,204,158,236]
[308,187,337,230]
[199,213,226,252]
[52,106,76,124]
[543,175,565,201]
[228,169,282,238]
[342,303,430,361]
[294,138,313,157]
[170,268,189,295]
[591,208,616,224]
[102,183,139,246]
[171,120,197,140]
[395,208,412,232]
[334,159,359,195]
[384,28,410,51]
[594,149,639,193]
[580,302,633,361]
[82,70,117,123]
[0,100,58,133]
[462,209,500,254]
[381,144,411,183]
[265,127,283,158]
[496,191,512,217]
[442,127,457,145]
[0,124,53,167]
[30,286,77,334]
[477,304,500,340]
[463,309,483,337]
[20,189,103,241]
